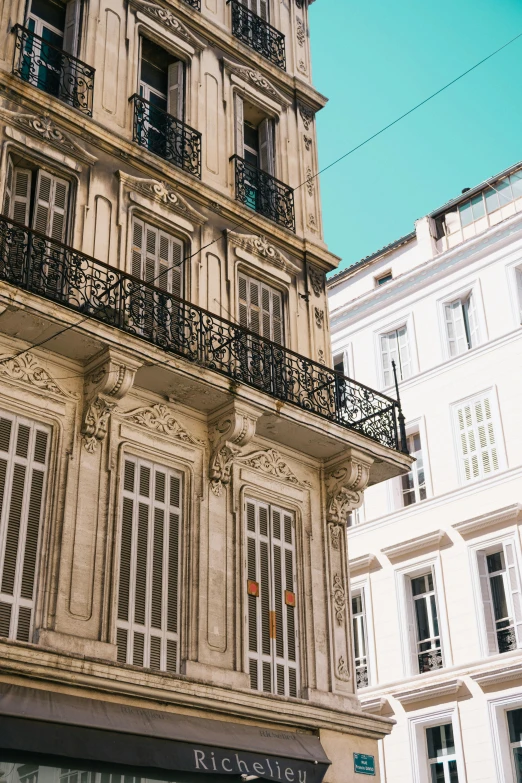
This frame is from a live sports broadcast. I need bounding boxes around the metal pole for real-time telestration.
[392,359,408,454]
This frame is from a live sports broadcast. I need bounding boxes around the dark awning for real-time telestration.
[0,684,330,783]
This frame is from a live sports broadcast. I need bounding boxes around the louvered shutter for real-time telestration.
[33,171,69,242]
[0,413,49,643]
[455,395,499,482]
[445,300,467,356]
[248,278,261,334]
[260,284,271,339]
[63,0,81,56]
[271,288,283,346]
[477,550,498,655]
[466,294,480,348]
[3,157,13,218]
[238,274,249,328]
[259,119,275,176]
[170,236,183,300]
[503,541,522,647]
[11,168,32,227]
[167,62,184,121]
[116,457,182,671]
[234,94,245,158]
[131,218,144,279]
[516,268,522,324]
[258,0,269,21]
[397,326,412,379]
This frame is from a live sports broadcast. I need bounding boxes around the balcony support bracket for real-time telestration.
[324,448,374,525]
[208,401,261,496]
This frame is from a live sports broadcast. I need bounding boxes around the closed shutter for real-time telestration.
[503,541,522,647]
[116,456,182,672]
[258,118,275,176]
[33,171,69,243]
[63,0,81,56]
[258,0,269,21]
[0,413,49,643]
[246,499,298,697]
[445,299,467,356]
[131,218,144,279]
[476,550,498,655]
[234,93,245,159]
[4,162,32,226]
[167,62,184,121]
[455,394,499,482]
[131,218,183,294]
[238,273,284,344]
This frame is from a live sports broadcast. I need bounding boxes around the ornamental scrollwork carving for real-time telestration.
[230,232,300,274]
[333,573,346,625]
[303,135,313,151]
[123,404,204,444]
[0,353,73,398]
[329,522,342,551]
[337,656,351,682]
[237,448,311,488]
[296,17,306,47]
[0,109,97,164]
[308,265,324,297]
[118,172,207,224]
[81,395,117,453]
[306,167,314,196]
[299,105,315,130]
[314,307,324,329]
[209,405,259,495]
[325,452,373,524]
[131,0,204,48]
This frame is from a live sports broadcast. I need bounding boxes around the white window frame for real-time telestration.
[489,694,522,783]
[350,577,376,689]
[506,259,522,327]
[375,314,417,390]
[396,557,451,677]
[389,417,431,512]
[470,533,522,658]
[409,707,467,783]
[450,387,506,486]
[438,282,487,361]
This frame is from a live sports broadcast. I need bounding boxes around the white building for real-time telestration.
[328,161,522,783]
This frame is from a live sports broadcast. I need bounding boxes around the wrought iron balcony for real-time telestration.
[228,0,286,70]
[131,94,202,179]
[0,214,407,453]
[232,156,295,231]
[12,24,95,117]
[418,647,443,673]
[182,0,201,8]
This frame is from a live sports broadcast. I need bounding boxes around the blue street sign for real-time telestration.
[353,753,376,776]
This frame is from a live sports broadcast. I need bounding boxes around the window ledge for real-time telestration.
[359,696,388,714]
[471,660,522,687]
[392,678,464,706]
[452,503,522,537]
[348,553,379,576]
[381,530,448,562]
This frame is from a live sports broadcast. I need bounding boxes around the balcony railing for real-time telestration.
[12,24,95,117]
[232,156,295,231]
[131,94,202,179]
[0,214,407,453]
[228,0,286,70]
[183,0,201,8]
[418,646,443,674]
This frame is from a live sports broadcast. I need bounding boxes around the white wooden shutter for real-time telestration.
[445,299,467,356]
[33,171,69,242]
[116,456,182,672]
[503,541,522,647]
[271,288,283,345]
[258,0,269,21]
[234,93,245,158]
[170,237,183,299]
[167,62,184,120]
[6,165,32,226]
[0,413,49,643]
[238,274,249,328]
[465,293,480,348]
[516,268,522,324]
[259,118,275,176]
[476,550,498,655]
[3,157,13,218]
[131,218,144,279]
[238,273,284,343]
[397,326,412,379]
[380,331,398,387]
[455,394,499,482]
[271,506,297,697]
[63,0,81,56]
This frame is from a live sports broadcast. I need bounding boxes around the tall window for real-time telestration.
[477,542,522,655]
[426,724,460,783]
[0,412,49,643]
[240,0,269,20]
[400,432,426,506]
[3,156,70,243]
[116,456,182,672]
[234,95,275,176]
[246,498,298,698]
[352,590,369,688]
[409,570,443,673]
[380,326,411,387]
[508,709,522,782]
[444,293,479,357]
[454,392,501,483]
[139,37,184,121]
[238,273,283,345]
[131,218,183,297]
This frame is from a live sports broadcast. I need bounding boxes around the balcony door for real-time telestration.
[240,0,269,21]
[238,273,284,393]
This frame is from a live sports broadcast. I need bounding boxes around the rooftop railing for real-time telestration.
[232,155,295,231]
[0,214,407,453]
[131,94,202,179]
[228,0,286,70]
[12,24,95,116]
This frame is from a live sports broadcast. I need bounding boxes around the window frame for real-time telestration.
[237,269,285,345]
[489,694,522,783]
[350,577,375,689]
[438,282,486,361]
[375,314,417,390]
[408,708,467,783]
[450,387,506,486]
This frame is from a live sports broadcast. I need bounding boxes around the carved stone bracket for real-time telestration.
[325,450,374,524]
[308,265,325,297]
[209,403,260,496]
[81,350,142,453]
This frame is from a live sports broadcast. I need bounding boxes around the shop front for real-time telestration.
[0,685,330,783]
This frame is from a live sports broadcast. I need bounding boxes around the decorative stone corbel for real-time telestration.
[325,449,373,525]
[208,402,260,496]
[81,349,142,452]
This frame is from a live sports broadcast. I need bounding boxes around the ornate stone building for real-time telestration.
[0,1,409,782]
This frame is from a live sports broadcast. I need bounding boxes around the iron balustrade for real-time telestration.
[131,94,202,178]
[228,0,286,70]
[232,155,295,231]
[0,214,407,453]
[12,24,95,117]
[418,647,443,674]
[182,0,201,7]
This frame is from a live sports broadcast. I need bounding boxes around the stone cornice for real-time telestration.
[349,554,379,576]
[393,678,463,705]
[471,662,522,686]
[381,530,449,562]
[0,639,394,739]
[452,503,522,537]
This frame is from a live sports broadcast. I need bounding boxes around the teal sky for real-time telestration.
[309,0,522,271]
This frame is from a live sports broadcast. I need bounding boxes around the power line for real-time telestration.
[2,27,522,367]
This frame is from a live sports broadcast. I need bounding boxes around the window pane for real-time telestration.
[411,575,428,596]
[427,571,434,591]
[487,551,503,573]
[458,201,473,227]
[352,594,363,614]
[508,709,522,743]
[485,187,500,213]
[430,594,440,636]
[427,724,455,758]
[415,597,430,641]
[511,171,522,199]
[471,194,485,220]
[448,760,460,783]
[513,748,522,783]
[429,763,445,783]
[490,574,509,621]
[333,354,344,374]
[497,177,513,206]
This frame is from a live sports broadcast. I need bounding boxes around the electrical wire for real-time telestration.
[1,27,521,367]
